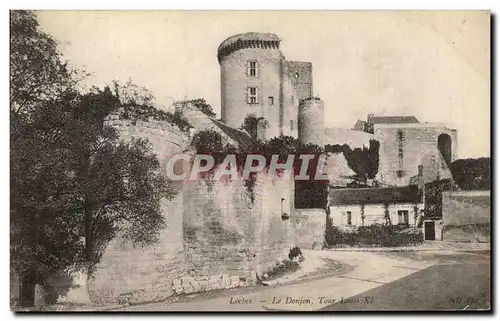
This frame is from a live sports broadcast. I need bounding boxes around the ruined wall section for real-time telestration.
[374,124,457,186]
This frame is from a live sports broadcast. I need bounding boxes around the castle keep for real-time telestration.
[218,32,315,140]
[86,32,458,305]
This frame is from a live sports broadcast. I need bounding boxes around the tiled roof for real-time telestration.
[329,186,422,205]
[370,116,420,124]
[208,118,255,148]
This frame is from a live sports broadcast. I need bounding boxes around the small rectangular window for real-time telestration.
[398,210,409,225]
[268,96,274,106]
[290,120,294,130]
[346,211,352,226]
[248,61,258,77]
[247,87,258,104]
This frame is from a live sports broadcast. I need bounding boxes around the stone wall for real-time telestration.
[442,190,490,242]
[87,116,187,305]
[82,115,298,304]
[87,179,186,305]
[280,72,299,138]
[295,209,326,249]
[284,61,313,102]
[183,173,295,285]
[88,247,185,305]
[374,123,456,186]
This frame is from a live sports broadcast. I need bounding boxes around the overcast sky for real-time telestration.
[37,10,490,159]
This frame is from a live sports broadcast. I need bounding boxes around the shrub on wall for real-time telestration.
[112,80,192,132]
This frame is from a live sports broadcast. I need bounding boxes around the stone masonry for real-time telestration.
[442,190,490,242]
[85,110,297,305]
[295,209,326,250]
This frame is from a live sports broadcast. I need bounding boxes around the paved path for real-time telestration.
[116,250,434,311]
[321,262,490,311]
[327,241,491,252]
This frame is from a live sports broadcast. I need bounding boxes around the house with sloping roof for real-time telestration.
[328,185,423,229]
[365,114,420,134]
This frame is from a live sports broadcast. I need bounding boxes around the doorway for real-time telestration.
[424,221,436,240]
[438,134,452,166]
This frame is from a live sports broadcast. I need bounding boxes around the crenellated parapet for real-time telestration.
[217,32,281,62]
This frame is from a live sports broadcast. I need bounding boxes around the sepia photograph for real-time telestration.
[9,10,491,312]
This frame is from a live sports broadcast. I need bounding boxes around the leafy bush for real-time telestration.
[264,260,301,281]
[342,139,380,184]
[451,157,490,190]
[324,144,344,154]
[288,246,303,261]
[425,179,458,219]
[325,224,423,248]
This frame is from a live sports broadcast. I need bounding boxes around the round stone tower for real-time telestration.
[218,32,283,138]
[298,98,325,145]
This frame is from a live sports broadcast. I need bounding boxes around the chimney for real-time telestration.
[256,118,269,141]
[418,165,426,210]
[417,165,424,190]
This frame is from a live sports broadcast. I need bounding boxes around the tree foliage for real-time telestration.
[241,114,259,140]
[10,10,81,117]
[190,129,225,156]
[324,144,345,154]
[341,140,380,183]
[113,80,192,132]
[450,157,490,190]
[10,11,84,299]
[10,11,176,306]
[424,178,458,218]
[11,86,176,302]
